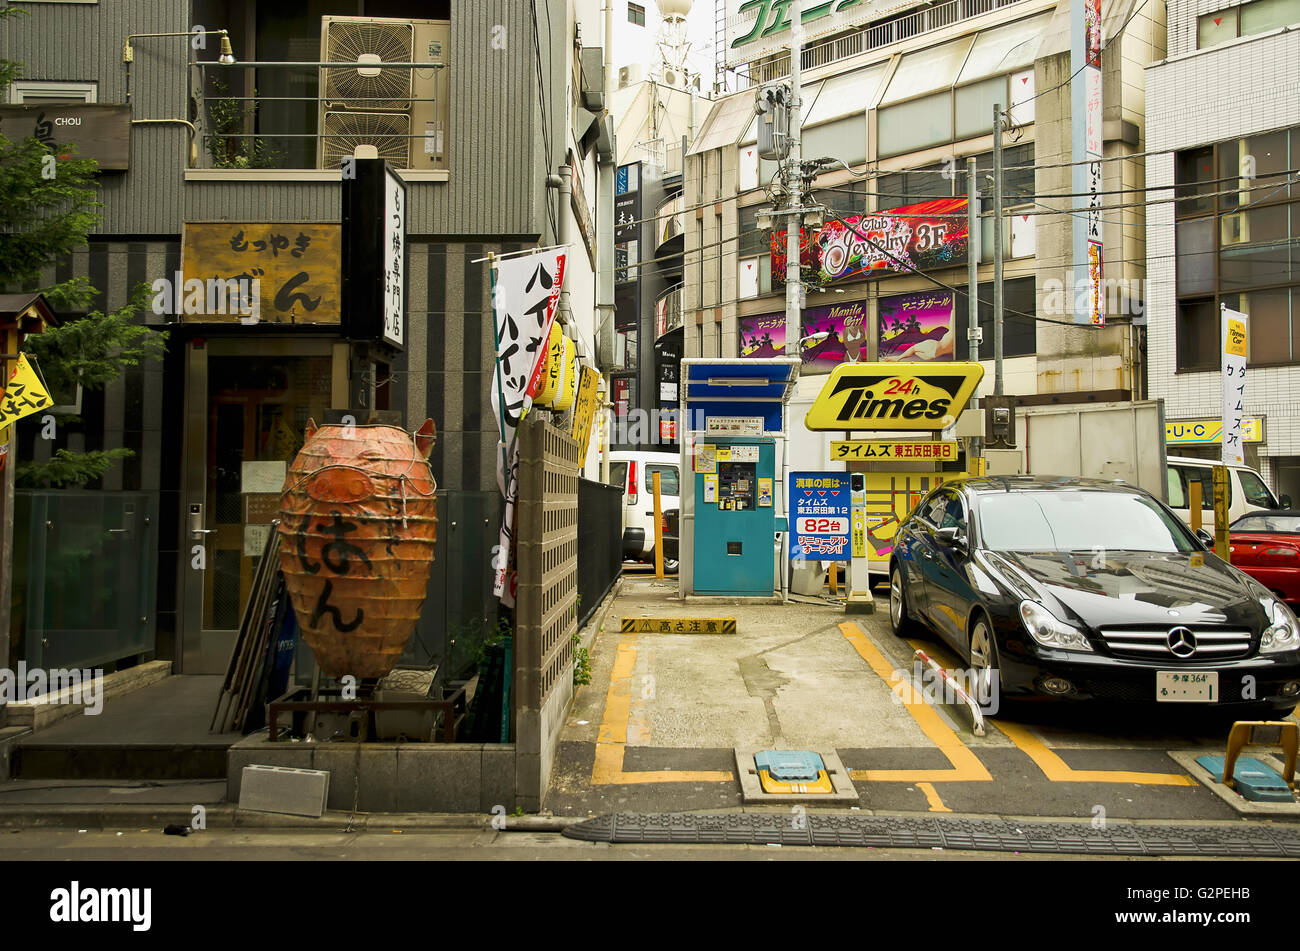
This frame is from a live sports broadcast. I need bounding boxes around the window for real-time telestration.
[8,81,96,103]
[609,462,628,491]
[1239,469,1279,508]
[628,2,646,26]
[953,277,1037,359]
[919,491,949,526]
[1167,468,1187,507]
[878,93,953,157]
[645,464,679,496]
[940,494,967,532]
[1174,465,1224,510]
[1175,125,1300,368]
[1199,0,1300,48]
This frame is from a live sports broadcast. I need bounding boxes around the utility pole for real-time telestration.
[784,0,803,358]
[992,102,1005,397]
[967,156,982,462]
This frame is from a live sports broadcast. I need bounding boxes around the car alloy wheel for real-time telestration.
[969,614,998,702]
[890,566,916,636]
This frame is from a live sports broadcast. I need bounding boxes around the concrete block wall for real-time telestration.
[227,738,517,814]
[1145,29,1300,461]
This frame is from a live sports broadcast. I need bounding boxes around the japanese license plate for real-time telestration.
[1156,670,1218,702]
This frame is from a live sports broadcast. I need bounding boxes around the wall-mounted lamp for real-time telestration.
[123,28,236,64]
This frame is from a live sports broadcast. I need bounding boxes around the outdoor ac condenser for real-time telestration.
[318,15,450,171]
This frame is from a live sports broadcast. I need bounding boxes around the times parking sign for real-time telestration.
[789,472,851,561]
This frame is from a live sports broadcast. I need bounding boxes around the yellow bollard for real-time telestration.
[653,470,663,579]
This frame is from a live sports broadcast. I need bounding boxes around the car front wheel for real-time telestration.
[890,565,920,637]
[969,612,1000,707]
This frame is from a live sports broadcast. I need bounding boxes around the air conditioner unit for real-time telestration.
[618,64,642,88]
[318,15,450,171]
[663,68,678,86]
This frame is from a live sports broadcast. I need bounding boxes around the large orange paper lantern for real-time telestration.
[277,418,438,679]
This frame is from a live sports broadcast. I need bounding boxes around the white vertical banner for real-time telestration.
[1221,305,1248,467]
[489,249,567,604]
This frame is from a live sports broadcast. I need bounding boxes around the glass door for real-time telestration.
[181,338,343,673]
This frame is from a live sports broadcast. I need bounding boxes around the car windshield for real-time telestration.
[976,490,1198,554]
[1232,513,1300,533]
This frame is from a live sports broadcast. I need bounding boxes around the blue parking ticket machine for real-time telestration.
[679,358,800,598]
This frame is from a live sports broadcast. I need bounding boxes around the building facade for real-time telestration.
[1146,0,1300,495]
[687,0,1165,460]
[3,0,612,681]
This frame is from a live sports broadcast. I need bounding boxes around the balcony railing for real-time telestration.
[192,59,448,172]
[739,0,1030,87]
[656,193,686,252]
[655,283,685,339]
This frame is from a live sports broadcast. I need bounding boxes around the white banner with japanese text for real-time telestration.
[489,249,567,603]
[1221,306,1248,467]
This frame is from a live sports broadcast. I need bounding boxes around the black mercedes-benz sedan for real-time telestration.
[888,476,1300,715]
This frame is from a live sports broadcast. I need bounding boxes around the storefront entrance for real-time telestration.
[179,337,347,673]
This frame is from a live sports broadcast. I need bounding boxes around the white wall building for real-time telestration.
[1145,0,1300,496]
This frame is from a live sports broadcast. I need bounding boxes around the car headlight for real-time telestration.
[1019,600,1094,652]
[1261,598,1300,654]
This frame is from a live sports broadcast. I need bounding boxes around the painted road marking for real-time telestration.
[592,636,735,785]
[916,781,952,812]
[621,617,737,634]
[840,622,991,783]
[905,638,1199,787]
[996,721,1199,786]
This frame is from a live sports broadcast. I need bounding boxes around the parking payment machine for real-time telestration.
[679,358,800,597]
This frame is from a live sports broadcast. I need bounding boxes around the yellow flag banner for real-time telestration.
[0,353,53,427]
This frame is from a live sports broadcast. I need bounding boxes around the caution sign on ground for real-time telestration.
[621,617,737,634]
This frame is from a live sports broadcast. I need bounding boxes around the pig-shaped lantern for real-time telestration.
[278,418,438,679]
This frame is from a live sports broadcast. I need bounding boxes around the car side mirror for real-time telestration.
[935,526,966,550]
[1195,528,1214,550]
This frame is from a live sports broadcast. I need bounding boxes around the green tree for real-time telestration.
[0,7,167,487]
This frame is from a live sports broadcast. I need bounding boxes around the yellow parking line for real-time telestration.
[591,636,734,785]
[908,636,1199,786]
[995,721,1199,786]
[917,781,952,812]
[840,622,991,783]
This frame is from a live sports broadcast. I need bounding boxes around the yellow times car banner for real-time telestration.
[805,362,984,431]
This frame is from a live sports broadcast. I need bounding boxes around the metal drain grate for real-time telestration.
[562,813,1300,857]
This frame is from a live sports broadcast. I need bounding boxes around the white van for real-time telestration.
[607,450,680,570]
[1165,455,1288,532]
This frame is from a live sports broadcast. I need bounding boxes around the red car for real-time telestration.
[1229,511,1300,607]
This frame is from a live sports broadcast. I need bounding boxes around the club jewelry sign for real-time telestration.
[773,198,968,287]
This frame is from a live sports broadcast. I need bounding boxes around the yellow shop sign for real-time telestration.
[805,362,984,431]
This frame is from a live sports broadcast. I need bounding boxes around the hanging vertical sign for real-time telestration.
[488,247,567,603]
[1221,306,1248,467]
[341,158,406,348]
[1071,0,1105,325]
[383,166,406,348]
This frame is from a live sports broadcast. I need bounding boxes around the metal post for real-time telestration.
[992,102,1005,398]
[966,156,982,464]
[653,470,664,579]
[784,0,803,359]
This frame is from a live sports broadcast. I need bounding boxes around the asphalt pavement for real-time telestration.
[547,575,1300,823]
